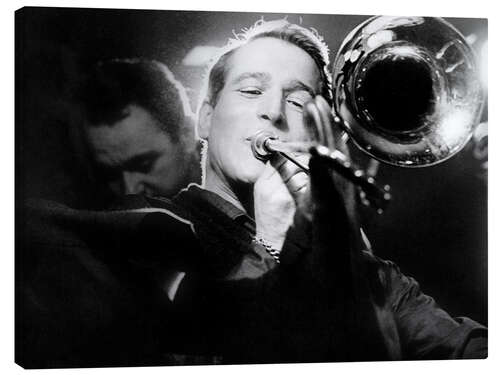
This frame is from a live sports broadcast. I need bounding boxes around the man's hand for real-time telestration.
[253,155,309,251]
[252,95,357,254]
[289,95,362,277]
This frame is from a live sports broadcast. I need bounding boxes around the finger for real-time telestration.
[268,153,311,201]
[304,100,325,146]
[287,172,309,193]
[283,169,309,203]
[315,96,351,153]
[274,157,307,184]
[315,95,336,149]
[269,153,288,170]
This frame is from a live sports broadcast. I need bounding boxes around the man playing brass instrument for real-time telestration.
[21,19,487,366]
[177,19,487,361]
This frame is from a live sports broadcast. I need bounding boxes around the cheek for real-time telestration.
[148,161,190,196]
[207,98,268,182]
[153,152,185,179]
[210,93,260,136]
[209,104,250,158]
[210,104,241,138]
[107,181,124,196]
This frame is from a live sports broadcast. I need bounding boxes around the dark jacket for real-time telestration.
[17,185,487,367]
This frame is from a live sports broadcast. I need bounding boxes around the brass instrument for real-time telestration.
[251,16,484,212]
[333,16,484,167]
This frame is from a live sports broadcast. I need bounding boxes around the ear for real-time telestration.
[197,101,214,140]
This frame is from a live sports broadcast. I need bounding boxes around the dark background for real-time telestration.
[16,7,488,325]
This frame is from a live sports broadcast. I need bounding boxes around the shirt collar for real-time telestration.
[179,184,250,222]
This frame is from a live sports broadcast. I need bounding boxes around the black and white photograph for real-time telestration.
[14,4,488,370]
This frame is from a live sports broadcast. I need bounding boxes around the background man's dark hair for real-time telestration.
[78,58,194,143]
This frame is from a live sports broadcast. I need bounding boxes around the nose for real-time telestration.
[122,171,145,195]
[258,91,287,131]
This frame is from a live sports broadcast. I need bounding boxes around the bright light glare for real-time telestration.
[182,45,220,67]
[367,30,395,50]
[437,108,472,146]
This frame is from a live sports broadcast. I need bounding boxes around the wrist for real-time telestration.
[255,227,286,249]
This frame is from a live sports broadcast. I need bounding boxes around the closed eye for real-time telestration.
[286,90,313,111]
[130,158,156,173]
[238,87,263,97]
[123,152,160,173]
[286,98,304,109]
[95,165,121,182]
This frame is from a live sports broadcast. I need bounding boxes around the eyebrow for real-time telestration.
[284,80,317,98]
[231,72,317,97]
[230,72,271,86]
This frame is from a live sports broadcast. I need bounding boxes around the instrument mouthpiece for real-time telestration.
[250,130,279,161]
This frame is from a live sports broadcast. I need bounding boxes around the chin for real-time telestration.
[235,161,265,184]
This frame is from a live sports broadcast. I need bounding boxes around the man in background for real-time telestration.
[17,59,203,367]
[77,58,201,202]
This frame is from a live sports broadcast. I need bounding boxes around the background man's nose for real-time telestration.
[122,172,145,195]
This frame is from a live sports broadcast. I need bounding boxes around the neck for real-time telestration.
[204,163,254,217]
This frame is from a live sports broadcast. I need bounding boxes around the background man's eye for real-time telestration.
[95,166,120,181]
[135,160,155,173]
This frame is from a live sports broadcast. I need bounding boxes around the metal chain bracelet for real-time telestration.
[252,236,281,264]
